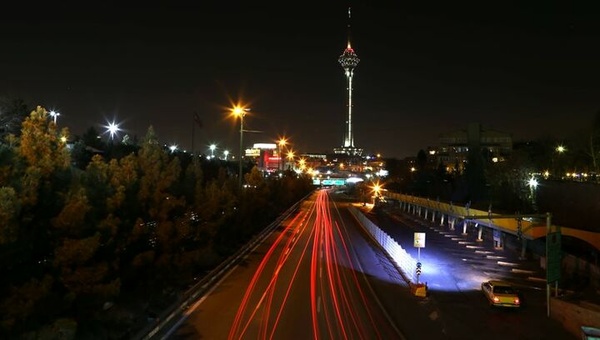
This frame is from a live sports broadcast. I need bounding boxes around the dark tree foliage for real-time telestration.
[0,97,29,139]
[0,113,314,339]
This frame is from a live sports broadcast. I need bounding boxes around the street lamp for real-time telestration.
[371,181,383,205]
[286,150,295,171]
[104,120,121,141]
[224,150,229,160]
[209,144,216,159]
[277,137,287,171]
[49,110,60,124]
[554,144,567,178]
[232,106,250,187]
[298,158,306,171]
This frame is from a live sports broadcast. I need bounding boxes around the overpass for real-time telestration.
[382,191,600,252]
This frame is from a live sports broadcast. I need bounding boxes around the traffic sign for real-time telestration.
[414,232,426,248]
[547,231,561,282]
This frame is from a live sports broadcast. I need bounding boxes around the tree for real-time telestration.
[0,106,73,335]
[80,127,105,151]
[0,97,29,140]
[18,106,70,179]
[135,126,185,285]
[588,110,600,174]
[0,187,19,245]
[465,143,487,203]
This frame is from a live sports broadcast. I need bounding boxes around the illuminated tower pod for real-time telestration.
[334,7,363,156]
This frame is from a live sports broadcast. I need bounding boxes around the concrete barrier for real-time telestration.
[551,297,600,339]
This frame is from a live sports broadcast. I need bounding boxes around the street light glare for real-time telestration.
[104,120,122,140]
[49,110,60,124]
[209,144,217,158]
[232,105,250,118]
[528,177,539,188]
[230,104,250,188]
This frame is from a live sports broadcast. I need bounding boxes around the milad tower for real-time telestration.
[334,7,363,156]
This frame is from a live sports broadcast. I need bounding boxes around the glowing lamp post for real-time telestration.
[49,110,60,124]
[286,150,295,171]
[209,144,216,159]
[105,121,121,141]
[277,138,287,171]
[371,181,383,205]
[232,106,250,188]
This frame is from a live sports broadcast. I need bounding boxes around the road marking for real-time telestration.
[466,245,484,249]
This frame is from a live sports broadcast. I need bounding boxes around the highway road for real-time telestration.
[163,189,576,339]
[166,189,443,339]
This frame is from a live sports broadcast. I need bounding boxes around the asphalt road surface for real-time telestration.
[165,189,575,339]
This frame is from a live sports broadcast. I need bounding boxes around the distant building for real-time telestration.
[434,123,512,172]
[246,143,278,173]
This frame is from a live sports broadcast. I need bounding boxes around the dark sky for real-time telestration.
[1,2,599,159]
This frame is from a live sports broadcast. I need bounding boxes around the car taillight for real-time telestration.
[493,297,500,303]
[514,298,520,304]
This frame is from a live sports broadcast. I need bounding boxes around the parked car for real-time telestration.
[481,280,521,308]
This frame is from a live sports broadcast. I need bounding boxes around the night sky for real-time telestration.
[1,2,599,159]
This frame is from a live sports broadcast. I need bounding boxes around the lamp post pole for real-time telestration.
[239,114,244,188]
[277,138,287,172]
[50,110,60,124]
[232,106,250,188]
[210,144,216,159]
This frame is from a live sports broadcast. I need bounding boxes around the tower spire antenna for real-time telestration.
[347,6,352,48]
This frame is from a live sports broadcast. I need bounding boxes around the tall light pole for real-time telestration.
[49,110,60,124]
[232,106,250,188]
[286,150,295,171]
[277,137,287,172]
[209,144,216,159]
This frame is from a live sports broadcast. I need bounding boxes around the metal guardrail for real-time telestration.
[133,194,310,340]
[381,191,600,251]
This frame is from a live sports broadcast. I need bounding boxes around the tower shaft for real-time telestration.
[344,68,355,147]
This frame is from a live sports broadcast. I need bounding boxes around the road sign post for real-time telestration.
[414,232,426,283]
[545,212,560,318]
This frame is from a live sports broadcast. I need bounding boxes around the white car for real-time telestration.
[481,280,521,308]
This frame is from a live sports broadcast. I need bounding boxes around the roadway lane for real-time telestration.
[166,189,443,339]
[366,204,577,339]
